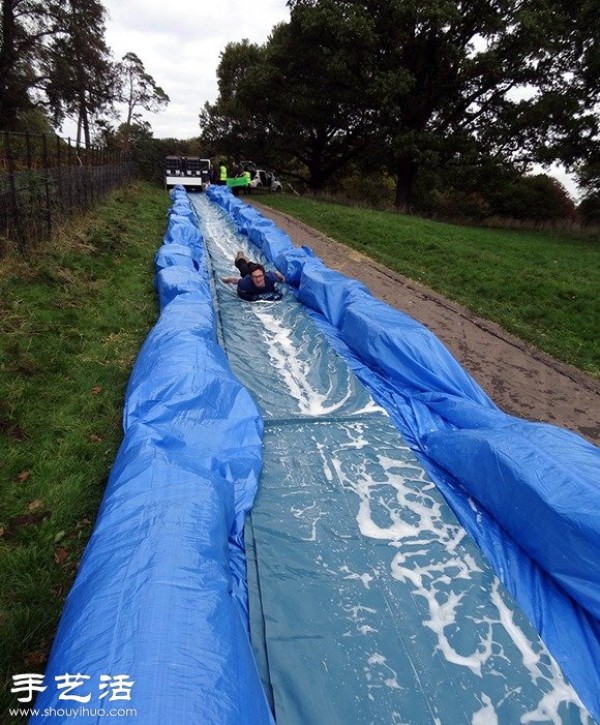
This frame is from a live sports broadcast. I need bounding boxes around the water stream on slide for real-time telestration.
[191,194,592,725]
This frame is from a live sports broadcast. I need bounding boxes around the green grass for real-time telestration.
[256,194,600,378]
[0,181,169,720]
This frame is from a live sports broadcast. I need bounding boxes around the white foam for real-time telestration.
[325,434,586,717]
[472,694,498,725]
[291,501,324,542]
[251,304,359,415]
[365,653,403,694]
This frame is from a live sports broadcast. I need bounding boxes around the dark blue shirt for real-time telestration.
[237,271,282,302]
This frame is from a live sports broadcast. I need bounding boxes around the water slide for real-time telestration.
[31,187,599,723]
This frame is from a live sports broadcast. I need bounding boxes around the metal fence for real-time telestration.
[0,131,134,255]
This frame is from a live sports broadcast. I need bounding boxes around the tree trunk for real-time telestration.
[0,0,20,129]
[78,90,91,149]
[308,161,326,193]
[394,156,418,211]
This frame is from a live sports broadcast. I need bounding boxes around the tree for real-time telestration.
[199,39,266,162]
[0,0,62,129]
[260,9,381,189]
[45,0,116,148]
[487,174,577,222]
[200,7,381,191]
[0,0,119,140]
[576,153,600,225]
[275,0,600,209]
[578,194,600,226]
[117,52,169,152]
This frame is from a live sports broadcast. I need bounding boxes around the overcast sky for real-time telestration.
[98,0,290,139]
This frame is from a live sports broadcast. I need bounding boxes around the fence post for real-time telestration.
[4,131,26,254]
[41,134,52,239]
[55,134,64,214]
[67,138,73,212]
[25,131,38,248]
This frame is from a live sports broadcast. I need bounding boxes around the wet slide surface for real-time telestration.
[191,195,591,724]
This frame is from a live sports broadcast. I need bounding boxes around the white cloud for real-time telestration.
[61,0,289,139]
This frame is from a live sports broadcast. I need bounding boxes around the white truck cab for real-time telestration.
[165,156,211,191]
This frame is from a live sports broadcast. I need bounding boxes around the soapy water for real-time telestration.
[256,414,593,723]
[196,197,378,420]
[250,303,382,418]
[302,421,589,722]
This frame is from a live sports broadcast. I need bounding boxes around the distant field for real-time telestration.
[256,194,600,379]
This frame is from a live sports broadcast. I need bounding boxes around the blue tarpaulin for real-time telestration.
[31,188,274,724]
[205,184,600,722]
[32,185,599,723]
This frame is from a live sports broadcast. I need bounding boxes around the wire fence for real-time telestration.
[0,131,134,255]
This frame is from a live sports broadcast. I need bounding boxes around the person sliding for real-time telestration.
[221,251,286,302]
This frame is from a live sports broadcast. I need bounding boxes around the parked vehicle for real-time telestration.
[250,169,282,193]
[164,156,211,191]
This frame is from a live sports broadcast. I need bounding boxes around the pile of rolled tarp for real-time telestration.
[32,187,274,724]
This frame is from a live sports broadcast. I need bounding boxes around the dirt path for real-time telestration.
[252,202,600,446]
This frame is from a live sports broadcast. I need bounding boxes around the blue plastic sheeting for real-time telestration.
[30,183,598,723]
[32,187,274,724]
[206,184,600,721]
[193,192,592,723]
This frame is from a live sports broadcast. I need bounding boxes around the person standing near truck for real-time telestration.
[219,161,227,185]
[243,168,252,195]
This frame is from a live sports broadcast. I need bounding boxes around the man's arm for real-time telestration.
[220,276,239,284]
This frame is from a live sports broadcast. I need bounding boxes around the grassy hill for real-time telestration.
[256,194,600,379]
[0,182,168,719]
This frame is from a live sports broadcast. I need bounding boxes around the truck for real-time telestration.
[164,156,211,191]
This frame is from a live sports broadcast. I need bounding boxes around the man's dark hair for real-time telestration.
[247,263,265,275]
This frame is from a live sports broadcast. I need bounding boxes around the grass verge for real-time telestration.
[256,194,600,378]
[0,181,168,719]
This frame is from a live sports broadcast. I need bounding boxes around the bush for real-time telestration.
[428,190,491,221]
[326,168,395,209]
[578,194,600,227]
[488,174,576,222]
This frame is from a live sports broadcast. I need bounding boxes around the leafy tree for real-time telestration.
[486,174,577,222]
[578,194,600,227]
[576,154,600,225]
[199,39,266,162]
[416,149,577,222]
[577,154,600,197]
[15,106,55,134]
[201,7,380,191]
[117,52,169,152]
[214,0,600,209]
[0,0,61,128]
[0,0,118,140]
[316,0,600,210]
[45,0,116,148]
